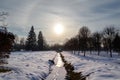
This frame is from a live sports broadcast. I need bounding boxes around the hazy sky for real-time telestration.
[0,0,120,44]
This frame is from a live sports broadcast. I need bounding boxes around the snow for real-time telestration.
[0,51,120,80]
[62,51,120,80]
[46,53,66,80]
[0,51,56,80]
[46,66,66,80]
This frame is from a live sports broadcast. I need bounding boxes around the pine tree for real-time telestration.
[38,31,44,50]
[26,26,37,51]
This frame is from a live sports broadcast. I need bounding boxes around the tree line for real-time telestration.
[13,25,120,57]
[13,26,49,51]
[63,25,120,57]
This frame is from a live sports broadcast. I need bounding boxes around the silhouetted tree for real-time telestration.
[0,26,15,64]
[78,26,91,56]
[25,26,37,51]
[102,38,109,53]
[70,37,79,54]
[38,31,44,50]
[87,36,94,54]
[19,38,25,51]
[13,36,25,51]
[103,26,116,57]
[113,33,120,55]
[92,32,101,55]
[64,39,71,50]
[63,37,79,53]
[50,44,63,51]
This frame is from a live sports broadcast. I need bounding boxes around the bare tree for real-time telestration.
[20,38,25,50]
[93,32,101,55]
[103,26,116,57]
[87,36,94,54]
[113,33,120,56]
[14,34,19,44]
[78,26,91,56]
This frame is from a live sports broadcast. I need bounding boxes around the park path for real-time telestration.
[45,53,66,80]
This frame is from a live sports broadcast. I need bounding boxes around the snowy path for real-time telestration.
[45,53,66,80]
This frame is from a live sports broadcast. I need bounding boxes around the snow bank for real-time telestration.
[0,51,56,80]
[62,51,120,80]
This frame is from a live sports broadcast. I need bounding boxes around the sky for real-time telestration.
[0,0,120,44]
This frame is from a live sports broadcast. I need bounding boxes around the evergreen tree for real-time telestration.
[38,31,44,50]
[26,26,37,51]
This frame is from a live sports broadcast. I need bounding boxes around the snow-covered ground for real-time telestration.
[0,51,56,80]
[62,51,120,80]
[46,53,66,80]
[0,51,120,80]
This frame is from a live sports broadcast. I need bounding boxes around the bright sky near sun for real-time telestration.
[54,23,64,35]
[0,0,120,44]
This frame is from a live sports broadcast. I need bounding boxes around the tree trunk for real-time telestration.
[97,47,100,56]
[84,50,86,56]
[109,41,112,57]
[110,49,112,57]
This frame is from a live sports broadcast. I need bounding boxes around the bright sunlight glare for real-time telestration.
[54,23,64,35]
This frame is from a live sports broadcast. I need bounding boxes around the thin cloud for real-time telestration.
[0,0,120,44]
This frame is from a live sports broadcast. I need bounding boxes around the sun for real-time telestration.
[54,23,64,35]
